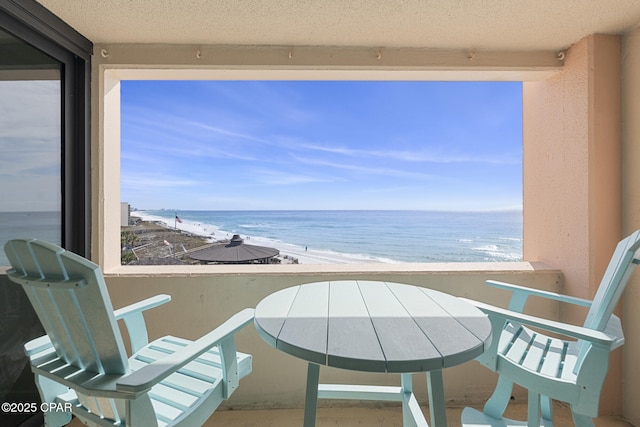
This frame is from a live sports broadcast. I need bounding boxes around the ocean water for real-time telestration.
[141,210,523,263]
[0,211,61,266]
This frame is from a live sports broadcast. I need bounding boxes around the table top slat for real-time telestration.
[277,281,330,365]
[387,283,489,367]
[357,281,443,372]
[254,286,300,348]
[418,287,493,344]
[327,281,386,371]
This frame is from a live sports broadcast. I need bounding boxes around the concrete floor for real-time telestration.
[206,403,633,427]
[63,402,634,426]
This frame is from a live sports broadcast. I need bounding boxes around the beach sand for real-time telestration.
[130,212,385,265]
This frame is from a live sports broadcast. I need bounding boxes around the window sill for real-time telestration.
[103,261,555,278]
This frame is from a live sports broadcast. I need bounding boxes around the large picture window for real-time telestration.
[120,80,522,265]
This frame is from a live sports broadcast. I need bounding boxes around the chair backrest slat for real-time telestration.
[583,230,640,331]
[573,230,640,372]
[22,285,83,367]
[4,238,129,376]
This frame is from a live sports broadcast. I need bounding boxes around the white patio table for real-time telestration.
[254,280,492,427]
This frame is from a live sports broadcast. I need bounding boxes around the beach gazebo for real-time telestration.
[189,234,280,264]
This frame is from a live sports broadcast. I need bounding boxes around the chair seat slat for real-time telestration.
[538,337,566,378]
[497,322,520,355]
[31,347,61,366]
[150,383,201,409]
[51,364,85,380]
[560,353,578,381]
[35,355,69,372]
[129,358,213,396]
[151,398,184,422]
[503,326,533,363]
[520,334,548,372]
[133,348,221,383]
[175,362,221,384]
[152,337,224,367]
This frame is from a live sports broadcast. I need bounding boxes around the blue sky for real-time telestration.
[121,80,522,211]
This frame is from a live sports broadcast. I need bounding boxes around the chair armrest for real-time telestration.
[24,335,53,357]
[460,298,614,347]
[605,314,624,350]
[116,308,255,394]
[486,280,593,312]
[113,294,172,320]
[114,294,172,353]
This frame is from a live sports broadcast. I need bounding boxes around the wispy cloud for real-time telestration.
[251,168,338,186]
[300,143,520,165]
[0,141,59,176]
[121,172,199,189]
[187,121,269,144]
[122,107,271,162]
[291,155,444,180]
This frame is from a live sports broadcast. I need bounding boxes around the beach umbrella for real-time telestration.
[189,234,279,264]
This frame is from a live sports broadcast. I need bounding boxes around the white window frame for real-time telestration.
[97,46,560,273]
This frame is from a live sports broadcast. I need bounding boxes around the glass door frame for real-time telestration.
[0,0,92,257]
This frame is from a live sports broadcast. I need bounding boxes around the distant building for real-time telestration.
[121,202,130,227]
[189,234,280,264]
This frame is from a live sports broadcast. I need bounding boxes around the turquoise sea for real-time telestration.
[0,210,523,265]
[140,210,523,263]
[0,211,61,266]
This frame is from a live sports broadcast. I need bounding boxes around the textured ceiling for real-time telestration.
[37,0,640,51]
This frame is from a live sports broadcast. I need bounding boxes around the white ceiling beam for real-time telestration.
[98,44,563,81]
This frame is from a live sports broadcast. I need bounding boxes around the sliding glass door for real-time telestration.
[0,3,91,424]
[0,27,62,265]
[0,0,91,263]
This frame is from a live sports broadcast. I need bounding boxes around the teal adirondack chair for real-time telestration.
[4,238,254,427]
[461,230,640,427]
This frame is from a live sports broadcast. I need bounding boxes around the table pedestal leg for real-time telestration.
[304,363,320,427]
[401,373,413,426]
[427,369,447,427]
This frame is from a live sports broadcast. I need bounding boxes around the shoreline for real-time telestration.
[131,211,389,265]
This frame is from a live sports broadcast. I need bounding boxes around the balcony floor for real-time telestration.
[205,402,631,427]
[63,402,632,426]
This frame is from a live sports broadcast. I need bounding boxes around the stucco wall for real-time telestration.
[91,37,632,419]
[622,27,640,427]
[523,34,624,416]
[523,34,621,313]
[103,266,561,409]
